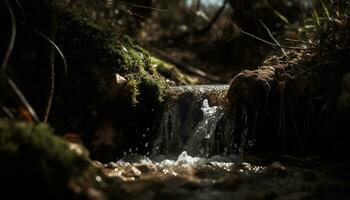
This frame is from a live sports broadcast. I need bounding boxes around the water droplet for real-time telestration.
[129,148,132,153]
[145,142,149,147]
[95,176,102,182]
[142,134,146,138]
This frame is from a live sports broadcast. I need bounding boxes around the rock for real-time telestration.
[102,168,122,177]
[92,160,105,169]
[136,164,157,174]
[122,166,142,178]
[226,66,276,111]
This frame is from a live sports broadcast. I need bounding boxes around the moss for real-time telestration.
[55,8,176,160]
[0,120,100,199]
[150,56,198,85]
[57,8,167,105]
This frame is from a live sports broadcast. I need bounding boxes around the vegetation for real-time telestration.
[0,120,101,199]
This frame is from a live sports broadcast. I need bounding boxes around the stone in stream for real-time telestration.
[226,66,276,112]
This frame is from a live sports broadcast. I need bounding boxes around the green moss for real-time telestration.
[57,8,168,106]
[150,56,198,85]
[0,120,99,199]
[55,8,176,159]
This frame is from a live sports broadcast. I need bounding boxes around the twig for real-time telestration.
[1,0,17,72]
[5,76,40,123]
[1,106,14,119]
[285,38,316,46]
[43,2,57,123]
[259,19,289,58]
[19,21,68,76]
[147,46,224,82]
[14,0,27,20]
[196,0,228,34]
[118,1,168,12]
[231,22,315,50]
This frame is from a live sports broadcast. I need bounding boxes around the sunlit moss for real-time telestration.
[57,8,168,106]
[150,56,198,85]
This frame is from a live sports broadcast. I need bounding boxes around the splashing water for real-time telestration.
[152,85,259,164]
[153,85,230,157]
[184,99,224,157]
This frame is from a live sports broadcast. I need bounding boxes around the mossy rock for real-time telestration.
[57,8,167,105]
[54,8,172,161]
[0,120,101,199]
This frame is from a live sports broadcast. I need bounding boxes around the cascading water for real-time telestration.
[152,85,246,158]
[184,99,224,157]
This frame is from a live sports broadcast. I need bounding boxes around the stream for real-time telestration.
[97,85,350,200]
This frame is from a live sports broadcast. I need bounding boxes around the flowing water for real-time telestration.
[152,85,238,157]
[98,85,350,200]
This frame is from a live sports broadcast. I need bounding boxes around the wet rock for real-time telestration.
[122,166,142,178]
[92,160,105,169]
[107,162,119,169]
[136,164,157,174]
[102,168,122,178]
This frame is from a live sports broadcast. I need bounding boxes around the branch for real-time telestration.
[1,0,17,72]
[147,46,224,82]
[231,22,315,50]
[196,0,229,34]
[259,19,288,58]
[5,76,40,123]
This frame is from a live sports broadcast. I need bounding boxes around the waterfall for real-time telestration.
[184,99,224,157]
[152,85,245,157]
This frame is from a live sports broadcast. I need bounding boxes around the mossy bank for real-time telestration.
[0,120,103,199]
[55,8,171,162]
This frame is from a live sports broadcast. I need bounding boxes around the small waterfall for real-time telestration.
[184,99,224,157]
[152,85,257,160]
[153,85,239,157]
